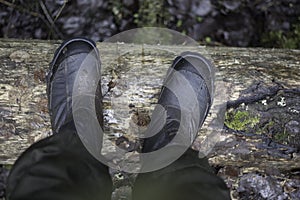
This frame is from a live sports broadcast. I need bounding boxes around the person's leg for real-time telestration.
[133,148,230,200]
[6,38,112,200]
[6,123,112,200]
[132,52,230,200]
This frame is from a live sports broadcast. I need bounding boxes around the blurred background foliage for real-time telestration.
[0,0,299,49]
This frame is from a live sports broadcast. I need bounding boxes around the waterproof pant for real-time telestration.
[6,122,230,200]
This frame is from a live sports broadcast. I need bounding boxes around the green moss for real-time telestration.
[258,120,275,134]
[225,110,260,131]
[261,23,300,49]
[110,0,168,28]
[134,0,168,27]
[109,0,124,25]
[176,20,183,28]
[205,36,212,43]
[196,16,203,23]
[274,128,289,145]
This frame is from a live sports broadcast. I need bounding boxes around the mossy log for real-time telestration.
[0,39,299,174]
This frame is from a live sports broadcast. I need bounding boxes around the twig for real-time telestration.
[0,0,40,17]
[226,84,283,109]
[38,0,64,39]
[0,0,64,39]
[223,125,297,154]
[54,0,68,22]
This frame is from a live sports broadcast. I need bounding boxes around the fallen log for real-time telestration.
[0,39,299,174]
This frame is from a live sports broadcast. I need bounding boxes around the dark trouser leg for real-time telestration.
[132,148,230,200]
[6,122,112,200]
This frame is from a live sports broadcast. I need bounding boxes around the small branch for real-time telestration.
[38,0,64,39]
[54,0,68,22]
[0,0,64,39]
[226,84,283,109]
[223,125,297,154]
[0,0,40,17]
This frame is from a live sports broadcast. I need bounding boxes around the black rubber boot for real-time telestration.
[142,52,214,153]
[46,37,103,134]
[6,38,112,200]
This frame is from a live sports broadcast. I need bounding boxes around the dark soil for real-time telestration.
[0,0,300,48]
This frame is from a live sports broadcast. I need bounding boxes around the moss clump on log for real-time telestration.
[225,109,260,131]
